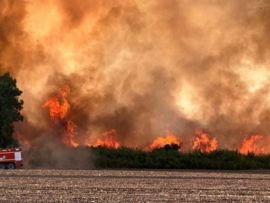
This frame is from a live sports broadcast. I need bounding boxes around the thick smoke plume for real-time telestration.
[1,0,270,165]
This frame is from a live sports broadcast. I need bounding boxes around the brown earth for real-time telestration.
[0,169,270,202]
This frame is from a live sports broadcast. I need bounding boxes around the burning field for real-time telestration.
[0,169,270,202]
[1,0,270,163]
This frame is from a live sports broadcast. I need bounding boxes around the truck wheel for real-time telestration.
[7,163,15,169]
[0,163,5,169]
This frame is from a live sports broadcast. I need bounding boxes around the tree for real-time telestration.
[0,72,23,148]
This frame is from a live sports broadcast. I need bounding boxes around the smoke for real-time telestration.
[1,0,270,159]
[23,135,93,169]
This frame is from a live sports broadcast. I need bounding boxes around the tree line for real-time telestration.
[0,72,23,148]
[26,144,270,170]
[91,144,270,170]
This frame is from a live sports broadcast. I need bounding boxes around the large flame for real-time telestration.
[62,120,79,147]
[93,129,120,149]
[239,135,264,155]
[42,85,70,121]
[42,85,78,147]
[149,132,182,150]
[193,129,218,153]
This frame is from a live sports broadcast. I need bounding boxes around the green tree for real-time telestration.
[0,72,23,148]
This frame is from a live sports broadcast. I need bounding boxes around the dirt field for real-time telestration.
[0,169,270,202]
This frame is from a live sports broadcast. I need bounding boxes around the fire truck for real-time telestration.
[0,148,23,169]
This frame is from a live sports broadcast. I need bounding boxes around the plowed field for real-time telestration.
[0,170,270,202]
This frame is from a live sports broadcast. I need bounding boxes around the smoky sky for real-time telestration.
[1,0,270,151]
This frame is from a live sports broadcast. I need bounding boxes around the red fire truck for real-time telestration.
[0,148,23,169]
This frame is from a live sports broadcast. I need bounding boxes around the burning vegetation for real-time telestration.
[239,135,265,155]
[192,129,218,153]
[1,0,270,161]
[27,84,268,154]
[148,132,182,151]
[93,129,120,149]
[20,83,269,156]
[42,85,79,147]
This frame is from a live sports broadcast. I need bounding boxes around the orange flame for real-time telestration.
[42,85,78,147]
[42,85,70,121]
[149,132,182,150]
[62,120,79,147]
[239,135,264,155]
[15,133,31,148]
[193,128,218,153]
[94,129,120,149]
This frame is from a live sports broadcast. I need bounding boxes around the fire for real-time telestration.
[42,85,70,121]
[94,129,120,149]
[239,135,264,155]
[149,132,182,150]
[42,85,78,147]
[62,120,79,147]
[15,133,31,148]
[193,128,218,153]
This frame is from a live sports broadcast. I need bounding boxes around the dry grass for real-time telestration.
[0,170,270,202]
